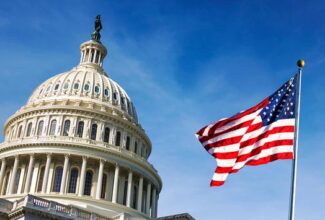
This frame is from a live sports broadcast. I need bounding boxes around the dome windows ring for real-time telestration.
[63,83,69,90]
[54,84,60,91]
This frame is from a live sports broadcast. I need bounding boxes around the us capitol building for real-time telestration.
[0,16,193,220]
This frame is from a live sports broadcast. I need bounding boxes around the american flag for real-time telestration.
[196,74,298,187]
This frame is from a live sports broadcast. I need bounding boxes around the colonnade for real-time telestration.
[0,154,159,218]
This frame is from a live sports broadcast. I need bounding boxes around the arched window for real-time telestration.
[84,170,93,196]
[37,166,45,192]
[37,120,44,136]
[73,83,79,90]
[68,168,79,193]
[90,124,97,140]
[115,131,121,146]
[54,84,59,90]
[17,126,22,138]
[77,121,84,138]
[132,185,138,209]
[126,136,130,150]
[2,171,10,195]
[13,169,21,194]
[49,120,57,136]
[134,141,138,154]
[52,167,63,192]
[26,122,32,137]
[103,127,110,143]
[101,173,107,199]
[63,120,70,136]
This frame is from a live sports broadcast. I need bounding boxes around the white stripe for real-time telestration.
[239,132,294,156]
[215,158,237,167]
[211,172,229,182]
[209,143,240,154]
[232,145,293,170]
[241,118,295,141]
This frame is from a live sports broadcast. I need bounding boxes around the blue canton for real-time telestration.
[260,74,298,126]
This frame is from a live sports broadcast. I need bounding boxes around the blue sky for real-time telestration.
[0,0,325,219]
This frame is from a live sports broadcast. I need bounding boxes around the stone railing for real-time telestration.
[11,194,112,220]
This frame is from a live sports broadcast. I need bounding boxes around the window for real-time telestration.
[74,83,79,90]
[84,84,90,91]
[134,142,138,154]
[54,84,59,90]
[94,86,100,94]
[132,185,138,209]
[103,127,110,143]
[101,174,107,199]
[115,131,121,146]
[13,169,21,194]
[95,52,100,63]
[39,89,43,95]
[26,122,32,137]
[63,83,69,90]
[123,178,128,205]
[77,121,84,138]
[126,136,130,150]
[68,168,78,193]
[63,120,70,136]
[37,167,45,192]
[104,88,109,96]
[52,167,63,192]
[49,120,57,135]
[113,92,117,100]
[90,124,97,140]
[46,85,51,92]
[17,126,22,138]
[84,170,93,196]
[37,120,44,136]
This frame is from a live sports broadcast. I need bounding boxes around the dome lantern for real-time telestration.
[79,15,107,68]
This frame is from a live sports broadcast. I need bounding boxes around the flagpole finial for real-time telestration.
[297,59,305,68]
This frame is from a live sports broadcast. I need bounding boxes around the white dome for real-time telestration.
[27,40,138,123]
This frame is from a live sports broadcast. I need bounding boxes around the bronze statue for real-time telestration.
[92,15,102,42]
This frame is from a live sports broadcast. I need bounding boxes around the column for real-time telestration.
[112,165,119,203]
[60,155,69,194]
[137,177,143,211]
[41,154,51,193]
[9,156,19,194]
[24,154,35,193]
[151,188,157,218]
[126,170,133,207]
[92,50,97,63]
[95,159,104,199]
[0,159,7,193]
[146,183,152,214]
[78,156,87,196]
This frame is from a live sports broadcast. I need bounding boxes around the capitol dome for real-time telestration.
[0,17,162,220]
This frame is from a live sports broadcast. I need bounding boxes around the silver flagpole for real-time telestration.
[289,59,304,220]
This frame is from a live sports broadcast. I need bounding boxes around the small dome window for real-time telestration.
[104,88,109,96]
[73,83,79,90]
[46,85,51,92]
[113,92,118,100]
[54,84,60,91]
[39,89,43,95]
[84,84,90,91]
[63,83,69,90]
[121,97,125,104]
[94,86,100,94]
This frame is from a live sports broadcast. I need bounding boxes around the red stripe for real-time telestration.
[204,135,242,151]
[199,119,254,143]
[236,139,293,162]
[210,180,225,187]
[246,152,293,166]
[206,98,269,137]
[240,126,294,148]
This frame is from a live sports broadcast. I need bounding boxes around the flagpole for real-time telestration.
[289,59,304,220]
